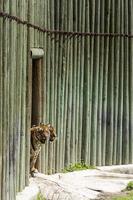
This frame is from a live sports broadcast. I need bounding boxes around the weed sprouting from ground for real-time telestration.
[62,162,96,173]
[126,182,133,191]
[110,182,133,200]
[36,192,46,200]
[111,192,133,200]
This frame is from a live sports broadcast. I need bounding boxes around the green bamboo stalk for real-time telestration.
[68,0,75,165]
[38,0,44,173]
[102,0,111,165]
[129,0,133,163]
[90,0,100,166]
[75,41,80,163]
[23,36,27,189]
[25,0,32,186]
[53,0,59,172]
[106,0,114,166]
[49,0,55,174]
[2,1,10,199]
[23,0,28,187]
[29,0,35,45]
[34,0,38,47]
[45,1,49,174]
[59,2,66,168]
[122,0,129,164]
[40,0,45,173]
[113,0,120,164]
[0,1,3,199]
[55,0,62,172]
[65,0,72,165]
[46,0,51,174]
[63,0,69,167]
[116,0,124,165]
[19,0,27,190]
[9,1,17,198]
[61,35,67,169]
[78,0,85,163]
[64,34,70,166]
[4,1,10,198]
[43,7,48,174]
[16,1,23,191]
[81,0,91,165]
[70,0,77,164]
[42,0,48,174]
[65,36,72,166]
[89,0,95,165]
[75,0,82,163]
[96,0,102,166]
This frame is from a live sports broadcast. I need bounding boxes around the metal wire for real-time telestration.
[0,11,133,38]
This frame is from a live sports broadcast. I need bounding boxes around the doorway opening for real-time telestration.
[31,58,42,127]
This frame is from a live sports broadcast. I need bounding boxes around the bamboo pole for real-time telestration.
[75,0,81,163]
[40,0,45,173]
[55,0,63,171]
[37,0,44,173]
[90,0,100,165]
[129,0,133,163]
[61,0,68,168]
[19,0,26,190]
[65,0,73,167]
[50,0,56,174]
[63,0,69,167]
[16,0,23,191]
[23,0,28,187]
[96,0,104,166]
[74,0,78,164]
[9,0,17,198]
[0,1,3,199]
[41,0,48,174]
[25,0,30,186]
[113,0,120,164]
[34,0,38,47]
[89,0,95,165]
[77,0,83,163]
[122,0,129,164]
[81,0,91,164]
[116,0,124,165]
[2,1,10,199]
[57,0,66,170]
[46,0,51,174]
[70,0,77,164]
[25,0,32,187]
[102,0,111,165]
[68,0,74,165]
[106,0,114,166]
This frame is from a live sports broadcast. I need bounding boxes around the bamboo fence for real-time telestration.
[0,0,133,199]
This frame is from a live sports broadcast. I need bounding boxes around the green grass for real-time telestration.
[126,182,133,191]
[62,162,96,173]
[111,182,133,200]
[112,192,133,200]
[36,193,46,200]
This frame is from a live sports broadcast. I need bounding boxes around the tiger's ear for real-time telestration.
[46,124,51,128]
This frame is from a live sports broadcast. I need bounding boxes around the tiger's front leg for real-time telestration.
[30,150,39,177]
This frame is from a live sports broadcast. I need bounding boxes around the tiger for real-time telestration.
[30,123,56,177]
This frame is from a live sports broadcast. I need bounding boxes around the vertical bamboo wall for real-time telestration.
[0,0,133,199]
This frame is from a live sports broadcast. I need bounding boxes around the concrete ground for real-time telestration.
[16,164,133,200]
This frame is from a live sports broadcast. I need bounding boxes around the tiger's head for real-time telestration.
[40,123,56,142]
[31,125,50,144]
